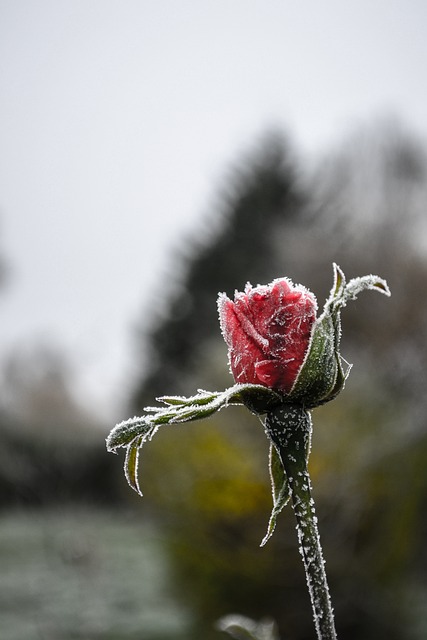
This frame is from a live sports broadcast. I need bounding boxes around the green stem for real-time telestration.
[265,405,337,640]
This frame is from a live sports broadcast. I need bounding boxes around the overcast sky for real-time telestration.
[1,0,427,418]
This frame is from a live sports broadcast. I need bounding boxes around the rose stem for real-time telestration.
[265,405,337,640]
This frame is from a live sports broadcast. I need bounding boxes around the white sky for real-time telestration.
[1,0,427,418]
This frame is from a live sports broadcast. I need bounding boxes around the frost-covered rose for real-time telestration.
[218,278,317,395]
[218,266,390,409]
[108,263,389,501]
[107,264,390,640]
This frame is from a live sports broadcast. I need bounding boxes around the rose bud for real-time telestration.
[218,278,317,394]
[218,264,390,410]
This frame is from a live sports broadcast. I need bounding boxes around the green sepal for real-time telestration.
[289,311,342,408]
[106,383,283,495]
[260,442,291,546]
[327,263,391,314]
[106,384,282,453]
[124,436,144,496]
[288,264,390,408]
[106,416,155,450]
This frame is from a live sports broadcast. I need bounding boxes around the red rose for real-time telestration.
[218,278,317,394]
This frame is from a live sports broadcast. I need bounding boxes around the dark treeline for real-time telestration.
[0,344,124,507]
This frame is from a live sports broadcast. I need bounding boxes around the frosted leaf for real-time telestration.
[106,383,282,496]
[344,273,391,301]
[106,416,156,450]
[324,263,391,315]
[291,263,390,408]
[261,442,291,546]
[124,436,144,495]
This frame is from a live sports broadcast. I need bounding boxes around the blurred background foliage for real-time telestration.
[1,118,427,639]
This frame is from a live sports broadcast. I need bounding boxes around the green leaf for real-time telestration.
[155,395,192,406]
[106,383,283,497]
[260,443,291,546]
[124,437,143,496]
[324,264,390,316]
[108,384,282,455]
[332,262,346,299]
[343,273,391,303]
[106,417,153,451]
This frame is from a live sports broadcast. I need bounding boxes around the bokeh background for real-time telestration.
[1,2,427,639]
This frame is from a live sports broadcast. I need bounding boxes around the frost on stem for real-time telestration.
[265,405,337,640]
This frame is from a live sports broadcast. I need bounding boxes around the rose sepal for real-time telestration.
[106,383,283,495]
[287,264,390,408]
[260,441,291,546]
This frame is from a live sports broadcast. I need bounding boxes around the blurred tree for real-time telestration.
[132,131,308,406]
[0,344,122,506]
[0,343,95,433]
